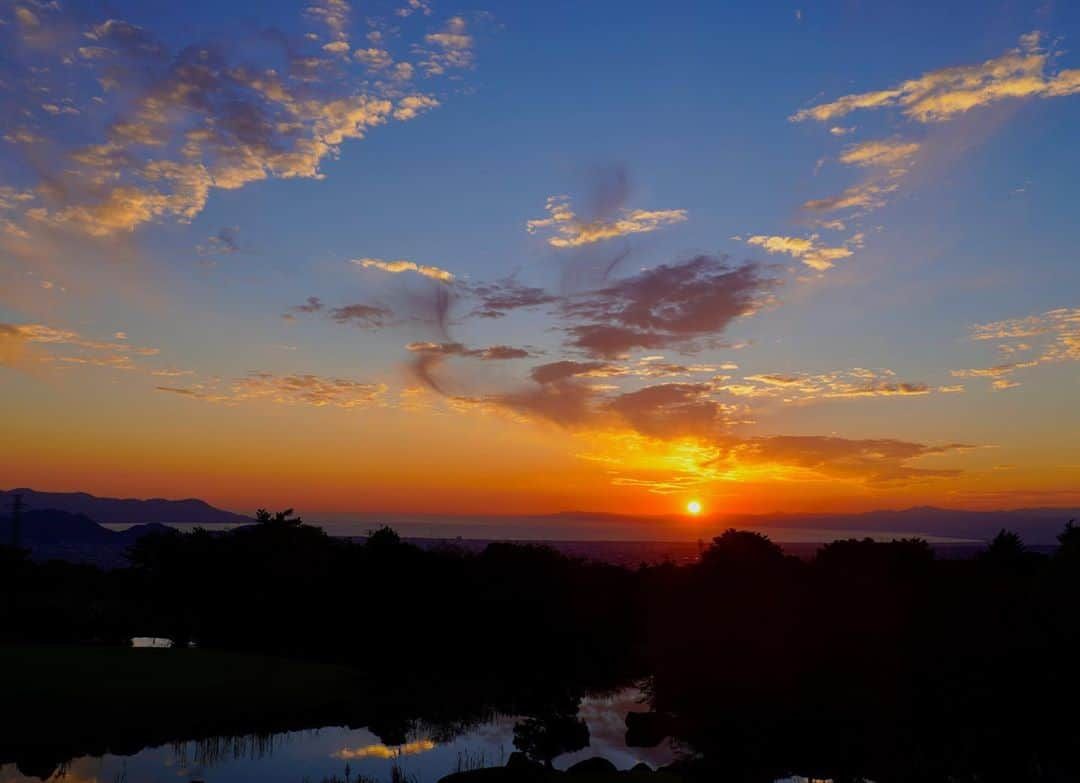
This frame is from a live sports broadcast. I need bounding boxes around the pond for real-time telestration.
[0,687,678,783]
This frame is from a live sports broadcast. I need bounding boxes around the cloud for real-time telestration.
[196,226,240,256]
[329,303,392,327]
[800,140,917,219]
[953,307,1079,387]
[607,383,729,439]
[404,340,531,394]
[723,367,933,401]
[802,180,899,214]
[482,361,963,487]
[354,47,392,68]
[722,435,969,484]
[529,360,623,385]
[419,16,474,75]
[333,739,436,760]
[405,341,530,360]
[353,257,454,282]
[152,367,195,377]
[745,232,863,271]
[306,0,351,48]
[396,0,433,19]
[561,255,772,358]
[0,321,158,372]
[393,94,440,121]
[292,296,325,314]
[970,307,1079,342]
[839,139,920,169]
[466,279,558,319]
[526,195,687,248]
[791,31,1080,124]
[0,3,466,239]
[158,371,386,408]
[950,360,1040,379]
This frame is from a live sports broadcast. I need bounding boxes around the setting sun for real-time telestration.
[686,500,703,515]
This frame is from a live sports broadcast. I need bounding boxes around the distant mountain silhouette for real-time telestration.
[722,505,1079,544]
[0,488,249,525]
[0,509,174,568]
[545,506,1079,544]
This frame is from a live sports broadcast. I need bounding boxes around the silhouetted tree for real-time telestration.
[980,530,1028,570]
[1056,519,1080,560]
[255,508,303,527]
[365,525,401,549]
[700,528,785,570]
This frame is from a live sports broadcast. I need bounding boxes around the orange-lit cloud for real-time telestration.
[333,739,436,760]
[0,2,459,240]
[953,307,1079,388]
[802,180,899,214]
[353,257,455,282]
[838,139,921,170]
[419,16,475,75]
[527,195,687,248]
[745,232,863,271]
[721,367,932,401]
[0,322,158,371]
[157,372,386,408]
[791,32,1080,124]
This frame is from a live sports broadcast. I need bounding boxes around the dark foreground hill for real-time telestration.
[0,488,249,525]
[0,509,175,568]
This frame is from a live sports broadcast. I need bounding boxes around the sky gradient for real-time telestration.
[1,0,1078,523]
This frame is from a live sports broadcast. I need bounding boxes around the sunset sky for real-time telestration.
[1,0,1078,522]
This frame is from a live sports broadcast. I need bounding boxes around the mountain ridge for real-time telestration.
[0,488,250,525]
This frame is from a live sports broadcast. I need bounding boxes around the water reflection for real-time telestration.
[0,688,674,783]
[332,740,437,761]
[129,637,173,649]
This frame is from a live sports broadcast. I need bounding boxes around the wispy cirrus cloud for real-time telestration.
[157,372,386,408]
[838,139,921,170]
[720,435,970,485]
[791,32,1080,124]
[719,367,933,401]
[526,195,687,248]
[952,307,1079,389]
[801,180,899,215]
[0,322,158,370]
[353,257,454,282]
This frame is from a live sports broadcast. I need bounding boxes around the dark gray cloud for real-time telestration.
[467,278,558,319]
[606,382,727,439]
[562,255,772,358]
[329,303,391,328]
